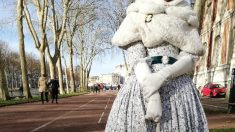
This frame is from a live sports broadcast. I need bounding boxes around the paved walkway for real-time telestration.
[1,91,235,132]
[0,91,116,132]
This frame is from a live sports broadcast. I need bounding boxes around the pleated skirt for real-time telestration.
[105,75,209,132]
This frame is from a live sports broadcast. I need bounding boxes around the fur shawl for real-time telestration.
[112,0,204,56]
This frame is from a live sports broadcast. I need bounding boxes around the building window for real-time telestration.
[211,36,221,67]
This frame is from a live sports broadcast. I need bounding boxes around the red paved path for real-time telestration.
[0,91,116,132]
[1,91,235,132]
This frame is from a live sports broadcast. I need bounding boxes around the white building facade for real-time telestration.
[113,64,128,84]
[99,73,121,85]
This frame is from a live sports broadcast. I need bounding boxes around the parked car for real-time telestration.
[104,84,117,90]
[201,83,227,97]
[104,83,111,90]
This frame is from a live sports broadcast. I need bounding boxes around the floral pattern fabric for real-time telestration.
[105,43,209,132]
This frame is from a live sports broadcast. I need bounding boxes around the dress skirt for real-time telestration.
[105,74,209,132]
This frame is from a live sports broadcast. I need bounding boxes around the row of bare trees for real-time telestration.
[1,0,135,100]
[0,41,41,99]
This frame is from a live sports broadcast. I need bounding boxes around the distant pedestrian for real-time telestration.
[38,74,49,104]
[98,84,101,92]
[95,84,99,93]
[48,79,59,104]
[92,84,95,93]
[117,84,121,90]
[19,85,23,96]
[100,83,104,92]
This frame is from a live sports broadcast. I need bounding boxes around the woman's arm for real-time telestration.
[142,52,199,98]
[134,58,152,85]
[122,42,148,76]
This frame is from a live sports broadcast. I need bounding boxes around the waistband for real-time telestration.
[149,56,177,65]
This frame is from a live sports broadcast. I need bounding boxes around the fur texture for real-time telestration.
[145,92,162,123]
[134,60,163,123]
[134,59,152,85]
[112,0,203,56]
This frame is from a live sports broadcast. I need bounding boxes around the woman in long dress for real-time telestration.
[105,0,209,131]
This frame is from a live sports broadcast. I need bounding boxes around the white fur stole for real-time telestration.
[112,0,204,56]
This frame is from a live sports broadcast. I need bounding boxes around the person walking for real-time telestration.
[94,84,99,93]
[38,74,49,104]
[97,84,101,92]
[92,84,95,93]
[48,79,59,104]
[19,85,23,96]
[117,84,121,91]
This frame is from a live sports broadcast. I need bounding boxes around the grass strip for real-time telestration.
[210,128,235,132]
[0,92,89,107]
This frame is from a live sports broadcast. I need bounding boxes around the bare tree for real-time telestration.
[26,53,40,88]
[102,0,130,73]
[76,21,112,90]
[24,0,49,76]
[65,0,96,93]
[0,42,10,100]
[44,0,70,94]
[5,52,21,90]
[46,0,70,80]
[17,0,32,98]
[24,0,69,94]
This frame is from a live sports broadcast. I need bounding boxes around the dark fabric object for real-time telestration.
[51,92,58,103]
[41,92,49,104]
[150,56,177,65]
[48,79,59,93]
[48,79,59,103]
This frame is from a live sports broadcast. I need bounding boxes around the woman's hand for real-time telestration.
[145,92,162,123]
[142,72,166,99]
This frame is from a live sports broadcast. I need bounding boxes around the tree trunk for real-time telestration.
[17,0,32,98]
[0,61,10,100]
[39,51,47,76]
[57,57,65,94]
[79,68,84,91]
[64,66,69,94]
[69,47,76,93]
[85,70,88,90]
[80,46,84,91]
[62,50,69,94]
[81,69,87,91]
[11,67,14,89]
[49,60,56,79]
